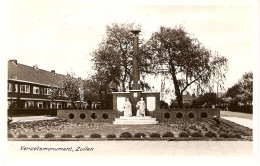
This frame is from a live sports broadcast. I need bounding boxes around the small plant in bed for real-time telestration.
[162,132,174,138]
[204,131,217,138]
[17,134,28,138]
[134,133,146,138]
[90,133,102,138]
[61,134,72,138]
[179,132,189,138]
[219,132,228,138]
[107,134,117,138]
[8,133,13,138]
[149,133,161,138]
[120,132,132,138]
[44,133,55,138]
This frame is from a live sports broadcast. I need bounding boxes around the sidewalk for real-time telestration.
[86,141,252,156]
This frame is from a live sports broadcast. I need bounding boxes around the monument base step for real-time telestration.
[113,116,158,125]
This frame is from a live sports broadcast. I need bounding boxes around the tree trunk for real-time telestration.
[170,64,184,108]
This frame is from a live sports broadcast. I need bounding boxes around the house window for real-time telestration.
[8,101,12,108]
[8,83,12,92]
[14,84,18,93]
[57,102,62,109]
[25,101,34,108]
[20,85,30,93]
[44,88,51,95]
[33,86,40,94]
[37,101,43,108]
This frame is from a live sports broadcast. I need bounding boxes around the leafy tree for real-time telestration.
[47,84,61,109]
[226,72,253,105]
[60,72,81,109]
[83,74,113,109]
[225,84,240,102]
[190,92,219,108]
[146,26,228,108]
[91,23,153,92]
[238,72,253,104]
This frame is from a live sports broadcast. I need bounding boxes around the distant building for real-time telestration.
[7,60,84,109]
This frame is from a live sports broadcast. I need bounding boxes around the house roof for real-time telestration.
[8,60,66,86]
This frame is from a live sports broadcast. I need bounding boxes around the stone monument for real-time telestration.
[112,30,159,124]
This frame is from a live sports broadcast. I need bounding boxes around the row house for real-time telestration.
[8,59,84,109]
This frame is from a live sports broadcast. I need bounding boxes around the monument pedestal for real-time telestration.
[113,116,158,125]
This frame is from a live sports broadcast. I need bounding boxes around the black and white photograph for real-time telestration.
[0,0,259,165]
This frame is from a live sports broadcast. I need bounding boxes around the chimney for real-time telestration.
[9,59,17,65]
[33,65,38,70]
[51,70,55,74]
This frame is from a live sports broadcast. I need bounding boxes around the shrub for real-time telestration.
[17,134,28,138]
[219,126,230,132]
[179,132,189,137]
[107,134,117,138]
[75,135,84,138]
[162,132,174,138]
[204,131,217,138]
[90,133,101,138]
[31,134,40,138]
[234,133,242,138]
[191,132,203,138]
[189,125,196,130]
[150,133,161,138]
[44,133,55,138]
[226,132,241,138]
[61,134,72,138]
[8,133,13,138]
[232,129,241,134]
[219,132,228,138]
[134,133,146,138]
[120,132,132,138]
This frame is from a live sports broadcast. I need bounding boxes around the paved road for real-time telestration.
[10,116,57,123]
[221,111,253,129]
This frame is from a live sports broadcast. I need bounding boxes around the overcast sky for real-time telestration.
[3,0,256,97]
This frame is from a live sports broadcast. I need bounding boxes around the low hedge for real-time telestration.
[179,132,189,137]
[191,132,203,138]
[107,134,117,138]
[90,133,101,138]
[61,134,72,138]
[134,133,146,138]
[150,133,161,138]
[45,133,55,138]
[75,135,84,138]
[8,108,58,116]
[162,132,174,138]
[31,134,40,138]
[120,132,132,138]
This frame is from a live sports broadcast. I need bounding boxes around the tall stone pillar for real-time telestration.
[129,30,142,116]
[131,30,141,90]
